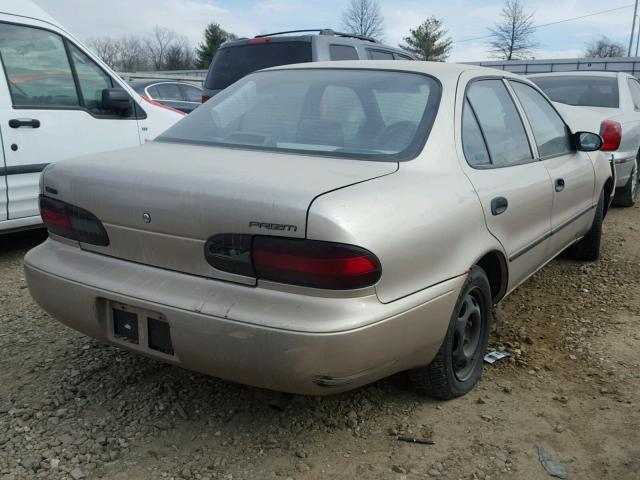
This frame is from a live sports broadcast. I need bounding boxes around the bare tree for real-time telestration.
[400,18,452,61]
[86,37,120,68]
[341,0,384,40]
[146,26,178,70]
[585,37,625,58]
[488,0,538,60]
[163,36,195,70]
[117,36,149,72]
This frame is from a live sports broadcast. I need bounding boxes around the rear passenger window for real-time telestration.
[510,81,571,159]
[462,100,491,166]
[367,49,394,60]
[395,53,413,60]
[181,84,202,102]
[155,83,182,100]
[330,45,359,60]
[0,23,79,107]
[466,80,532,167]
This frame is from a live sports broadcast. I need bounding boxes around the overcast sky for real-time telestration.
[34,0,638,62]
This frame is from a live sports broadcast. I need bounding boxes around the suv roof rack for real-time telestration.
[254,29,377,43]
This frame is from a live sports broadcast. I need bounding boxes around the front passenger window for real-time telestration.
[0,23,79,107]
[69,44,114,113]
[510,81,571,159]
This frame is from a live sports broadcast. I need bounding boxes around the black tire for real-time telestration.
[612,158,638,208]
[566,189,604,262]
[409,266,492,400]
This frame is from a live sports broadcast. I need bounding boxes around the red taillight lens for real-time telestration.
[247,37,271,44]
[39,195,109,246]
[201,95,210,103]
[599,120,621,151]
[253,237,381,289]
[204,235,382,289]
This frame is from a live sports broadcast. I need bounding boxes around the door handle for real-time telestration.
[9,118,40,129]
[555,178,565,192]
[490,196,508,216]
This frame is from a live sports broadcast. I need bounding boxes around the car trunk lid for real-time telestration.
[41,141,397,282]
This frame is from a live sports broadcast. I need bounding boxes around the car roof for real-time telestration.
[263,60,519,81]
[528,71,620,78]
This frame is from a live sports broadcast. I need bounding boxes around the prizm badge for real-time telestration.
[249,221,298,232]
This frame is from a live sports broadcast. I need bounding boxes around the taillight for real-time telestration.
[201,95,210,103]
[247,37,271,44]
[599,120,622,151]
[39,195,109,246]
[204,235,381,290]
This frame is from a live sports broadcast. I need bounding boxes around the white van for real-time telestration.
[0,1,184,233]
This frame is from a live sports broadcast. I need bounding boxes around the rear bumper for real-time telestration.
[612,152,636,188]
[24,240,464,395]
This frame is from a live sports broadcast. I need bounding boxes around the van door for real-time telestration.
[0,22,142,220]
[0,143,6,222]
[508,80,596,256]
[457,76,553,291]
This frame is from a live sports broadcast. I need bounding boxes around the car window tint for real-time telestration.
[627,78,640,110]
[206,41,312,91]
[329,45,359,60]
[155,83,183,100]
[466,80,532,167]
[69,44,113,112]
[530,75,619,108]
[146,85,160,98]
[374,84,431,126]
[159,69,441,161]
[510,82,571,158]
[181,84,202,102]
[0,23,79,107]
[367,49,394,60]
[395,53,413,60]
[462,99,491,167]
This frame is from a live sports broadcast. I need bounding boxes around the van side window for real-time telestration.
[466,80,532,167]
[329,45,359,60]
[0,23,79,107]
[367,49,394,60]
[394,53,413,60]
[68,44,113,113]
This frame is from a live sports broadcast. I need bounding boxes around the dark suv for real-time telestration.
[201,29,415,101]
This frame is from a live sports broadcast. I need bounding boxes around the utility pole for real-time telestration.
[629,0,639,56]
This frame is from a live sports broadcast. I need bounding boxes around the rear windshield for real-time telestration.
[531,76,619,108]
[159,69,441,161]
[205,41,312,91]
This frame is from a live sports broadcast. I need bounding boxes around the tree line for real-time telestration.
[87,0,630,72]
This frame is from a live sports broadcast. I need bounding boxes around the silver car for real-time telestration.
[25,62,613,399]
[530,72,639,207]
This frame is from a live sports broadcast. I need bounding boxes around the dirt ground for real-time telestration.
[0,203,639,480]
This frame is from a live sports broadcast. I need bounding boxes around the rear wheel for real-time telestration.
[409,266,491,400]
[613,158,637,208]
[566,189,604,261]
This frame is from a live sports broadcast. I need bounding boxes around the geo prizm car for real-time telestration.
[25,62,614,400]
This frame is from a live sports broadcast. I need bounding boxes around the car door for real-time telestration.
[0,22,142,220]
[508,80,596,257]
[457,76,553,291]
[0,146,6,222]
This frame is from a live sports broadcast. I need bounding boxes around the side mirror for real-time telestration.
[101,88,133,114]
[575,131,603,152]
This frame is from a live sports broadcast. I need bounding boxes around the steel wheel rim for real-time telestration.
[452,288,484,382]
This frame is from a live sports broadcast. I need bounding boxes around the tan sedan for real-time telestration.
[25,62,614,399]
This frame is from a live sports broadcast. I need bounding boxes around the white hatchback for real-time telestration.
[0,1,184,233]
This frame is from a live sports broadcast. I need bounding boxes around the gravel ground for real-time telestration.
[1,204,639,480]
